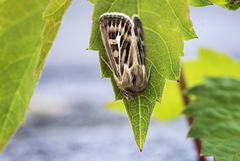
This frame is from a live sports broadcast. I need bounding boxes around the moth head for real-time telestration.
[124,90,142,101]
[124,92,132,101]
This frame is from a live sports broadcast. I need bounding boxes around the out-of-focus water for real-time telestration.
[1,0,240,160]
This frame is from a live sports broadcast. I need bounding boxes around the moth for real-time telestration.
[99,12,151,100]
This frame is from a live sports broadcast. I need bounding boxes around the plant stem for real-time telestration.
[179,67,207,161]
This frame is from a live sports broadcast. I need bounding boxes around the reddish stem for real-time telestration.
[179,67,207,161]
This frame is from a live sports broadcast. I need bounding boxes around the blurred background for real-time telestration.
[0,0,240,160]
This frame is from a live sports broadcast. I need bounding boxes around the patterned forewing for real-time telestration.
[99,13,133,78]
[133,15,145,66]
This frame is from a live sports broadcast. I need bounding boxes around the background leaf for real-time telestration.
[211,0,240,10]
[0,0,50,151]
[89,0,197,149]
[189,0,213,7]
[183,77,240,161]
[34,0,73,78]
[183,48,240,87]
[189,0,240,10]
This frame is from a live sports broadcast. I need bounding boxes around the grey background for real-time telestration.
[1,0,240,161]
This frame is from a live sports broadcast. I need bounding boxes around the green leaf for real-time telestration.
[34,0,73,78]
[123,94,156,151]
[183,77,240,161]
[89,0,197,149]
[189,0,213,7]
[0,0,50,151]
[211,0,240,10]
[189,0,240,10]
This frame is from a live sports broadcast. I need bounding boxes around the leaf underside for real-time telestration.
[0,0,50,151]
[184,77,240,161]
[0,0,74,152]
[89,0,197,150]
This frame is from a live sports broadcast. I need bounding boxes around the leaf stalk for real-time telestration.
[179,67,207,161]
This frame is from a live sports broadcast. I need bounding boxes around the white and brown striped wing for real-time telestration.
[99,13,133,79]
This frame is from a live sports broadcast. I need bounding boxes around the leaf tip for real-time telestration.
[186,132,192,138]
[137,143,144,152]
[87,45,93,50]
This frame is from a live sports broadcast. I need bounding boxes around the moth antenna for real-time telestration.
[147,64,153,82]
[100,56,114,73]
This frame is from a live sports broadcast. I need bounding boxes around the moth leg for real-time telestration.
[147,64,153,82]
[100,56,114,73]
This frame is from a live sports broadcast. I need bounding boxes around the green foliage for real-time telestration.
[189,0,240,10]
[0,0,73,152]
[0,0,50,151]
[211,0,240,10]
[184,77,240,161]
[1,0,239,155]
[34,0,73,78]
[189,0,213,7]
[89,0,197,149]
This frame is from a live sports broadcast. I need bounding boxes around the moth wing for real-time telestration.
[132,15,145,66]
[99,13,133,78]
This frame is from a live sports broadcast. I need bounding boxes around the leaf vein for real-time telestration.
[164,0,195,38]
[143,26,177,78]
